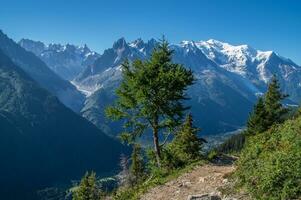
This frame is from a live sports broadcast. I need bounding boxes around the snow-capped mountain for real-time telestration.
[75,38,301,100]
[0,30,85,112]
[19,39,100,80]
[195,39,301,100]
[197,39,299,79]
[74,38,292,134]
[17,35,299,135]
[73,38,301,136]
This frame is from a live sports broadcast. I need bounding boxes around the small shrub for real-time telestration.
[207,149,218,161]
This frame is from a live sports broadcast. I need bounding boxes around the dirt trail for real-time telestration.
[140,161,236,200]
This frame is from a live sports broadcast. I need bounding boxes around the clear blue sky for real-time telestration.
[0,0,300,64]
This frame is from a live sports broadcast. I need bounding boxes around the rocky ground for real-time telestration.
[140,155,250,200]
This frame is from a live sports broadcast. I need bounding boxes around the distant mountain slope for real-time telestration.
[19,39,100,80]
[0,30,84,112]
[0,50,128,200]
[74,38,301,136]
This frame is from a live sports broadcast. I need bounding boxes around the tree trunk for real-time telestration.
[152,117,161,167]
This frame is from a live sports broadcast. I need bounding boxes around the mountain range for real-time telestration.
[19,37,301,136]
[0,31,85,112]
[19,39,100,80]
[0,31,128,200]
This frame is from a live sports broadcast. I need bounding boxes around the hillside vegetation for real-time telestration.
[232,75,301,199]
[236,116,301,199]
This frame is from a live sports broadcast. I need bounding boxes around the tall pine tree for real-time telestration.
[106,37,194,167]
[168,114,206,165]
[246,75,288,135]
[246,97,268,134]
[264,75,288,126]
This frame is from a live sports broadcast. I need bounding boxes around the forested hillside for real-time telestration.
[0,50,128,200]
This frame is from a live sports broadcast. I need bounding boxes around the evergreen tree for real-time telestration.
[169,114,206,165]
[106,37,194,167]
[264,75,288,126]
[130,144,145,184]
[73,172,101,200]
[246,76,288,135]
[246,97,269,134]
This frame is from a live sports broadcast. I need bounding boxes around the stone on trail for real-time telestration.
[187,194,221,200]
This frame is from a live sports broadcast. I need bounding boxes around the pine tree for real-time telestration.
[246,97,269,134]
[264,75,288,126]
[73,172,101,200]
[130,144,145,184]
[246,76,288,135]
[106,37,194,167]
[169,114,206,165]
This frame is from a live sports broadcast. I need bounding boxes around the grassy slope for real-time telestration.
[236,116,301,200]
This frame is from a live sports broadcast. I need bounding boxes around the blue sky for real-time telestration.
[0,0,300,64]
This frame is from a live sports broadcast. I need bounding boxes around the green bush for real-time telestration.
[236,117,301,200]
[207,149,218,161]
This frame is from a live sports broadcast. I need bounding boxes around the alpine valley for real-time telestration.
[0,30,129,200]
[1,28,301,199]
[19,36,301,136]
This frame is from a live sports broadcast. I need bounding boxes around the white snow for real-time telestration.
[71,81,103,97]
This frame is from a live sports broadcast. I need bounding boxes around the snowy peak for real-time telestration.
[196,39,258,63]
[129,38,144,49]
[40,42,95,58]
[193,39,293,80]
[19,39,99,58]
[19,39,100,80]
